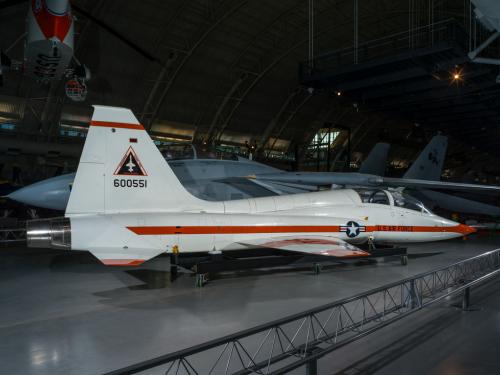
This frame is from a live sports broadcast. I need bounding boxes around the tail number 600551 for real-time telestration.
[114,179,147,188]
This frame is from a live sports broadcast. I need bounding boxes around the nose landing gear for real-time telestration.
[401,255,408,266]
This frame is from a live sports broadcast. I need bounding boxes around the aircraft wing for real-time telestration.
[216,177,315,195]
[237,235,370,258]
[381,177,500,193]
[252,172,500,194]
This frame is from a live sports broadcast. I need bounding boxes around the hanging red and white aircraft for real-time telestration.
[0,0,90,99]
[26,106,475,266]
[1,0,158,98]
[24,0,75,82]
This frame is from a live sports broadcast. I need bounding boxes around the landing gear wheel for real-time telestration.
[195,273,208,287]
[313,263,321,274]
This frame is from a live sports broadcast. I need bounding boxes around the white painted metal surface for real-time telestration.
[39,106,475,266]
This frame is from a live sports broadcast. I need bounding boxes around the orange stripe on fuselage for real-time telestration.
[127,224,474,236]
[127,225,342,235]
[90,120,144,130]
[370,224,475,235]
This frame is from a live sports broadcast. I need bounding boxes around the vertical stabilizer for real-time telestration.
[66,106,206,215]
[404,135,448,181]
[358,143,390,176]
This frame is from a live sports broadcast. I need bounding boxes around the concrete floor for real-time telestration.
[325,278,500,375]
[0,236,499,375]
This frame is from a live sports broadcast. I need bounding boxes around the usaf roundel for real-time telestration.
[340,221,366,238]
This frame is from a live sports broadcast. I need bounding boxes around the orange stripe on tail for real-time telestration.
[90,120,144,130]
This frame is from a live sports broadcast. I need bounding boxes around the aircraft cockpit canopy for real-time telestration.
[160,143,241,161]
[392,191,432,214]
[355,189,433,215]
[358,189,391,205]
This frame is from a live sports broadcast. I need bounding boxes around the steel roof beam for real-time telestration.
[143,0,249,131]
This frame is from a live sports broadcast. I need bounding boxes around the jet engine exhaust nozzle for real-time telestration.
[26,217,71,249]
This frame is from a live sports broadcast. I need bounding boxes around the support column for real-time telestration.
[409,280,419,309]
[306,358,317,375]
[170,245,179,281]
[462,287,471,310]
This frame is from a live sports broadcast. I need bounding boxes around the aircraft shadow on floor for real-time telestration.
[48,251,115,273]
[45,250,444,291]
[194,259,380,281]
[42,251,442,279]
[125,269,174,290]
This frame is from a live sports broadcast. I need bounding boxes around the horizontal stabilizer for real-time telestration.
[88,246,164,266]
[237,236,370,258]
[71,215,167,266]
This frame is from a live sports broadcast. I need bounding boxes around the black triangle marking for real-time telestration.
[114,146,147,176]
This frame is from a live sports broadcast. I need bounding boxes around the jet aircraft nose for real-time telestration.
[8,187,37,207]
[454,223,477,236]
[7,173,74,211]
[439,218,476,238]
[422,216,477,241]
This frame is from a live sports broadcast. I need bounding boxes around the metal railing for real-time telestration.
[0,227,26,245]
[105,248,500,375]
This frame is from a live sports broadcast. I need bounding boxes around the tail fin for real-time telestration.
[66,106,204,215]
[358,143,390,176]
[404,135,447,181]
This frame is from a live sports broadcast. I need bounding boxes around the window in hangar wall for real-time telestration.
[59,124,87,138]
[310,129,340,149]
[304,128,341,170]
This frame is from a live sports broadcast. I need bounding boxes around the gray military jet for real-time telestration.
[7,137,500,216]
[6,142,388,210]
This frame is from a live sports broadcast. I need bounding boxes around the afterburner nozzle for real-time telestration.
[26,217,71,249]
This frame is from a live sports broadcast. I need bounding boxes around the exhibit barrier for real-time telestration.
[0,228,25,245]
[104,248,500,375]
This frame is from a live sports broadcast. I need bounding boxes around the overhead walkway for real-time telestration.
[299,19,500,157]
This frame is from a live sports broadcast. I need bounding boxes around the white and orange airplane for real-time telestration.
[26,106,476,266]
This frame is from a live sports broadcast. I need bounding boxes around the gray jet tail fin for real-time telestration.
[358,143,390,176]
[404,135,448,181]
